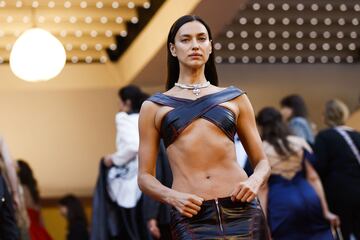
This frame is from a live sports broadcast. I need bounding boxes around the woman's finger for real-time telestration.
[235,185,248,200]
[189,196,204,206]
[185,201,201,212]
[241,190,253,202]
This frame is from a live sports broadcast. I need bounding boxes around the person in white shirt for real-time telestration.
[103,85,151,240]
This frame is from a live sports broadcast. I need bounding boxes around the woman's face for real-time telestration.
[280,106,293,121]
[119,98,131,112]
[59,205,68,218]
[170,21,212,69]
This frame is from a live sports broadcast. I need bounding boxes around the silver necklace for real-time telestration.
[174,81,211,96]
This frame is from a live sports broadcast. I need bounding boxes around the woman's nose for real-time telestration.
[191,39,200,49]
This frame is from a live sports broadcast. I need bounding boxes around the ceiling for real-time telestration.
[0,0,159,64]
[213,0,360,64]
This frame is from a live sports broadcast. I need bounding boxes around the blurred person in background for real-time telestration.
[17,159,52,240]
[257,107,339,240]
[103,85,150,240]
[59,194,89,240]
[314,99,360,240]
[0,167,19,239]
[280,94,315,145]
[0,137,29,239]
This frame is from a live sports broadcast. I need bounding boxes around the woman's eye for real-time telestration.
[181,39,189,42]
[199,37,207,41]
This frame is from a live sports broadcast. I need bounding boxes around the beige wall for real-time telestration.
[216,64,360,130]
[0,64,120,197]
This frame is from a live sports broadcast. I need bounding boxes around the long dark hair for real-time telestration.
[280,94,308,119]
[118,85,149,113]
[166,15,218,90]
[256,107,295,157]
[17,159,40,205]
[59,194,88,227]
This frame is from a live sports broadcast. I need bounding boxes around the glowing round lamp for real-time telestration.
[10,28,66,82]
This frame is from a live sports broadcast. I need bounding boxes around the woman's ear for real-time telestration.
[169,43,177,57]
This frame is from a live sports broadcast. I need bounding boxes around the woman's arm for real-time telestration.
[304,159,340,227]
[257,183,268,218]
[138,101,203,218]
[231,95,271,202]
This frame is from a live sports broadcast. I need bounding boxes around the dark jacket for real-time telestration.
[90,160,120,240]
[0,174,19,240]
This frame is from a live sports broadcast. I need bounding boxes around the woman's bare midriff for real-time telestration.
[165,118,249,200]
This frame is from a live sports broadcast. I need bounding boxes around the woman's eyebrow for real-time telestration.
[179,32,207,37]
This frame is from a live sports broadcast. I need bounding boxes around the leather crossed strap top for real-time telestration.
[147,86,246,148]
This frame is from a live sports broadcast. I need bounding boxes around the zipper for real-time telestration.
[215,198,224,234]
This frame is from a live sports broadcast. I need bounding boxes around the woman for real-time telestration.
[138,15,271,239]
[17,160,52,240]
[59,194,89,240]
[314,99,360,240]
[256,107,339,240]
[103,85,150,240]
[280,94,315,144]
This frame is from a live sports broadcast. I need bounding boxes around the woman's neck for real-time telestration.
[177,65,207,85]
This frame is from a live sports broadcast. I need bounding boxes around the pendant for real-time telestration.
[193,88,201,96]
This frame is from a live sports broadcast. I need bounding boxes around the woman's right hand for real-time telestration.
[168,191,204,218]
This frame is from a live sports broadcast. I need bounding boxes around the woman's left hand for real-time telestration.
[230,176,262,202]
[324,211,340,228]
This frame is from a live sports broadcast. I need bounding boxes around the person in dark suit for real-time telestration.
[143,140,173,240]
[314,99,360,240]
[0,173,20,239]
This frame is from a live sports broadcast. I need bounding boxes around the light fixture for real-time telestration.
[255,56,263,63]
[215,56,222,64]
[321,56,328,63]
[226,31,234,38]
[214,43,222,50]
[239,17,247,25]
[333,56,341,63]
[255,43,263,50]
[308,56,315,63]
[282,18,290,25]
[143,2,151,9]
[268,17,276,25]
[281,56,289,63]
[85,56,93,63]
[228,56,236,64]
[254,31,262,38]
[242,56,249,63]
[282,3,290,11]
[254,17,262,25]
[241,43,249,50]
[240,31,248,38]
[228,43,236,50]
[268,56,276,63]
[252,3,261,11]
[267,3,275,11]
[346,56,354,63]
[295,56,302,63]
[296,43,303,50]
[269,43,276,50]
[297,3,304,11]
[10,28,66,82]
